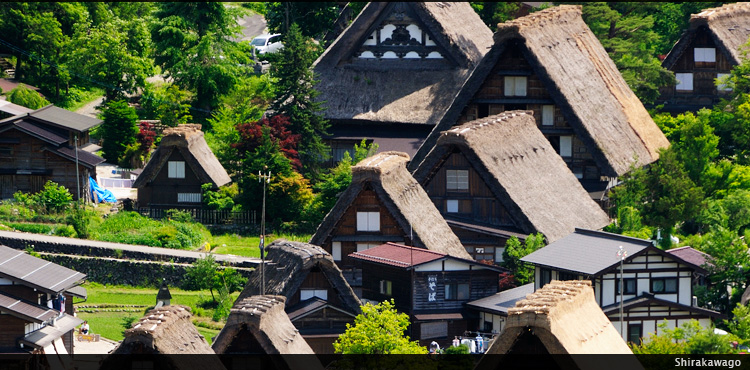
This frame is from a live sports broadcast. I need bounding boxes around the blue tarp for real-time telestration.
[89,177,117,203]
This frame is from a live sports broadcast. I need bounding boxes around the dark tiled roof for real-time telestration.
[521,228,652,275]
[466,283,535,315]
[666,246,712,270]
[50,146,106,168]
[28,105,102,132]
[14,120,67,144]
[601,294,723,319]
[413,313,464,321]
[0,292,59,323]
[0,245,86,294]
[286,298,328,321]
[445,218,528,239]
[0,100,33,116]
[349,242,447,268]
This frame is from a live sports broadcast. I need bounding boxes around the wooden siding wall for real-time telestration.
[458,41,600,180]
[322,188,409,269]
[0,313,26,349]
[138,150,203,207]
[290,269,342,308]
[0,128,91,200]
[0,285,43,304]
[360,264,412,314]
[412,270,499,312]
[659,26,734,113]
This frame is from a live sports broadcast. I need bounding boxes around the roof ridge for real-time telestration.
[350,252,411,267]
[574,228,653,246]
[385,242,447,257]
[445,110,532,136]
[693,2,750,21]
[499,4,580,30]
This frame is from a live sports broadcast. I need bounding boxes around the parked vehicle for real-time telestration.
[251,33,283,55]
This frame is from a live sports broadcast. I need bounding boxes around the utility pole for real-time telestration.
[616,245,628,340]
[74,134,81,202]
[258,167,271,295]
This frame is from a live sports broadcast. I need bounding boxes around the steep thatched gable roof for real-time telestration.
[310,151,471,259]
[413,111,610,243]
[236,239,361,314]
[212,296,322,362]
[132,124,231,189]
[410,5,669,175]
[663,3,750,69]
[313,2,493,125]
[484,280,634,358]
[106,305,226,370]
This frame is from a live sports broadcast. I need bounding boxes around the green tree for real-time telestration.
[183,253,247,303]
[470,2,521,28]
[6,84,49,109]
[269,23,329,180]
[333,299,427,354]
[265,3,340,39]
[695,226,750,315]
[139,83,193,126]
[502,233,545,285]
[726,303,750,346]
[32,181,73,213]
[631,320,734,354]
[100,100,138,164]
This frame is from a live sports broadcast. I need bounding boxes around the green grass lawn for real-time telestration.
[75,283,238,342]
[210,233,311,257]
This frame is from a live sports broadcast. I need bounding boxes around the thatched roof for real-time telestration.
[313,2,493,125]
[310,151,471,259]
[132,124,231,189]
[663,3,750,69]
[236,239,361,314]
[413,111,610,243]
[485,280,634,357]
[410,5,669,176]
[212,295,322,361]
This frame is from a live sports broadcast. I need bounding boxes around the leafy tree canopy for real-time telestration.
[100,99,138,164]
[502,233,545,286]
[265,2,340,39]
[7,84,49,109]
[333,299,427,354]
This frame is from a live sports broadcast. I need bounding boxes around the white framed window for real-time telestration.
[332,242,342,261]
[694,47,716,63]
[559,136,572,157]
[380,280,392,296]
[356,212,380,231]
[300,289,328,301]
[675,73,694,91]
[504,76,527,96]
[356,243,379,252]
[542,105,554,126]
[446,199,459,213]
[168,161,185,178]
[446,170,468,191]
[177,193,201,203]
[717,73,732,92]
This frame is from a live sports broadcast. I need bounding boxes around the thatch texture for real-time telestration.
[212,295,321,360]
[313,2,493,125]
[310,151,471,259]
[663,3,750,68]
[113,305,215,355]
[413,111,610,243]
[486,280,632,355]
[132,124,231,189]
[410,5,669,175]
[236,239,361,314]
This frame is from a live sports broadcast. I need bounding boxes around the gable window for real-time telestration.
[539,268,552,288]
[559,136,572,157]
[445,283,470,300]
[446,199,459,213]
[446,170,468,191]
[651,278,677,294]
[616,278,637,295]
[504,76,527,97]
[380,280,392,296]
[694,47,716,64]
[332,242,342,261]
[542,105,554,126]
[300,289,328,301]
[168,161,185,178]
[356,212,380,231]
[717,73,732,92]
[675,73,694,91]
[177,193,201,203]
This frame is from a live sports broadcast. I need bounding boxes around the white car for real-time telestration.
[251,34,283,55]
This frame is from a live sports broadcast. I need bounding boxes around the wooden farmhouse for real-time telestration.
[657,3,750,114]
[309,151,471,285]
[0,245,87,354]
[348,242,504,346]
[235,240,361,354]
[212,295,325,370]
[312,2,493,164]
[409,5,669,202]
[412,111,610,262]
[521,229,722,344]
[133,124,231,209]
[466,283,534,335]
[480,281,635,365]
[0,104,104,200]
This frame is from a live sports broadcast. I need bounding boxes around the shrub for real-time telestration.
[166,209,193,223]
[32,181,73,213]
[66,206,98,239]
[53,225,77,238]
[8,222,54,234]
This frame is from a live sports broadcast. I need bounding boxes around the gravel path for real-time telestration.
[74,97,104,119]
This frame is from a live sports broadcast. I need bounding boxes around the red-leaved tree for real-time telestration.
[233,115,302,171]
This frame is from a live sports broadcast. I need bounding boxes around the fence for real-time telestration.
[135,207,257,226]
[99,177,133,188]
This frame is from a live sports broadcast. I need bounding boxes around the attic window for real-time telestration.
[356,212,380,231]
[675,73,694,91]
[168,161,185,178]
[504,76,527,96]
[446,200,459,213]
[694,47,716,65]
[446,170,468,191]
[300,289,328,301]
[559,136,572,157]
[177,193,201,203]
[542,105,554,126]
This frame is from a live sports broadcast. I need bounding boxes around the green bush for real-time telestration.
[33,181,74,213]
[53,225,77,238]
[91,211,208,249]
[8,222,54,234]
[66,206,98,239]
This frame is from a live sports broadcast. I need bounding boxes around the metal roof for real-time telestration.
[28,105,102,132]
[13,120,68,144]
[20,314,82,349]
[349,243,448,268]
[0,100,33,116]
[466,283,535,315]
[521,228,653,275]
[0,245,86,294]
[49,146,106,168]
[0,292,59,323]
[601,294,723,319]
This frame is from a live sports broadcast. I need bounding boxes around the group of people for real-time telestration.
[428,333,489,354]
